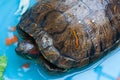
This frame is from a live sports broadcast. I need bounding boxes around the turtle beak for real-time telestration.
[15,42,28,58]
[15,47,22,53]
[15,46,31,59]
[15,46,26,57]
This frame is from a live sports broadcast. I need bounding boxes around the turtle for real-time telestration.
[15,0,120,72]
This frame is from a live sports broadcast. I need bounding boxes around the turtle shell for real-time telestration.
[16,0,120,71]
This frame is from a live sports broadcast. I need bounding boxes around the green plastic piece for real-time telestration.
[0,56,7,80]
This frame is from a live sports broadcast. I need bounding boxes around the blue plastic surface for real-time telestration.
[0,0,120,80]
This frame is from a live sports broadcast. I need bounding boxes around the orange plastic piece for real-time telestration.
[11,35,18,43]
[22,63,30,68]
[6,35,18,45]
[6,38,12,45]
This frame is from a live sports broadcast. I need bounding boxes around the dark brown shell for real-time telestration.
[17,0,120,70]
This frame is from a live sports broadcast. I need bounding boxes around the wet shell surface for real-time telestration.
[16,0,120,71]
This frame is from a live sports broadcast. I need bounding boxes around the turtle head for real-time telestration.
[15,40,40,59]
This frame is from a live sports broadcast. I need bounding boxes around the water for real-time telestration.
[0,0,120,80]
